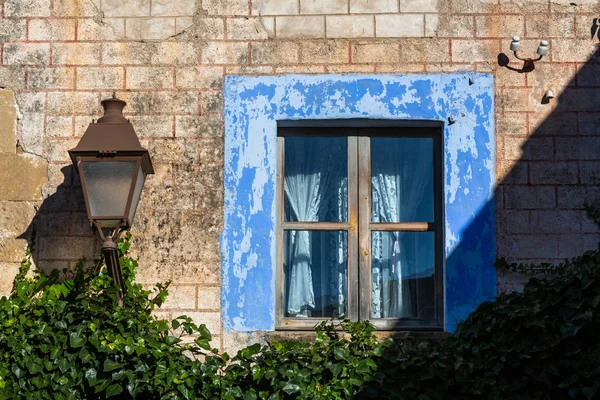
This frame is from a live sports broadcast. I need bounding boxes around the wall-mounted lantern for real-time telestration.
[69,96,154,306]
[508,36,549,73]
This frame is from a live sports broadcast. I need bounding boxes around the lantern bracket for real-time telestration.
[92,219,127,307]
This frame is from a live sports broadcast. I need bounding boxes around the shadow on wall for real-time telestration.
[494,44,600,293]
[18,165,99,275]
[355,45,600,400]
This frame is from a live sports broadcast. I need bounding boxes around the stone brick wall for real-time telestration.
[1,0,599,351]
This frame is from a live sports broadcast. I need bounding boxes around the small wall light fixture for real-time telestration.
[509,36,549,72]
[68,96,154,306]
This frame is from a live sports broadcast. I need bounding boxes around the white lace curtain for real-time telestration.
[371,139,431,318]
[284,138,347,317]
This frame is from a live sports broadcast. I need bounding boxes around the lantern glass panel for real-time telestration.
[81,160,136,219]
[128,165,146,224]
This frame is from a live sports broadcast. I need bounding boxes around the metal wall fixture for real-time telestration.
[508,36,549,73]
[69,96,154,306]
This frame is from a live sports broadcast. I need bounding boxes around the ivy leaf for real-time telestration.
[105,383,123,398]
[103,359,125,372]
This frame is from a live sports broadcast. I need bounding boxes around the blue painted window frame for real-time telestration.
[222,74,496,333]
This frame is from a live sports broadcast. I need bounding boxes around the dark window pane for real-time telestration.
[284,230,347,318]
[371,137,434,222]
[371,231,435,319]
[284,137,347,222]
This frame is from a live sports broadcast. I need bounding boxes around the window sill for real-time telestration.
[264,330,450,345]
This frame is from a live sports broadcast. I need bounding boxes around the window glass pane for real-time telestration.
[284,137,347,222]
[81,161,136,218]
[371,231,435,319]
[284,230,347,318]
[371,137,434,222]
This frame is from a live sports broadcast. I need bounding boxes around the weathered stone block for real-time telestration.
[227,17,269,40]
[152,42,201,65]
[276,16,325,38]
[126,18,176,40]
[450,0,496,13]
[497,210,530,234]
[127,67,174,89]
[0,154,47,201]
[152,0,197,16]
[475,15,524,37]
[202,42,249,64]
[15,92,45,114]
[251,41,299,64]
[580,162,600,185]
[558,235,598,258]
[78,18,124,40]
[0,90,17,153]
[401,0,439,12]
[300,0,347,14]
[529,161,579,185]
[350,0,397,13]
[0,202,37,235]
[400,39,450,63]
[202,0,249,15]
[3,43,49,66]
[497,234,559,260]
[5,0,50,17]
[351,41,399,63]
[526,13,574,38]
[326,15,374,38]
[162,285,197,309]
[29,19,76,41]
[504,136,553,160]
[558,187,600,209]
[53,0,100,17]
[0,19,27,41]
[197,286,221,309]
[504,186,556,209]
[38,236,96,260]
[102,42,155,65]
[46,116,73,138]
[149,139,199,163]
[531,210,580,233]
[47,92,99,116]
[103,0,150,17]
[77,67,124,90]
[301,40,349,64]
[376,14,424,37]
[0,68,26,90]
[552,39,600,62]
[176,116,223,138]
[187,311,221,334]
[0,263,19,296]
[28,68,75,90]
[260,0,298,15]
[18,112,45,156]
[171,260,220,284]
[425,14,439,37]
[556,137,600,161]
[52,43,101,65]
[452,39,499,62]
[131,116,174,138]
[43,138,80,162]
[150,91,199,114]
[435,15,473,37]
[200,91,223,114]
[496,112,527,136]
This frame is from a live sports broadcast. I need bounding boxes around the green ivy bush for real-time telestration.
[0,234,388,399]
[2,206,600,399]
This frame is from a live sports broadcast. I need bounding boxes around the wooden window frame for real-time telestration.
[275,124,444,331]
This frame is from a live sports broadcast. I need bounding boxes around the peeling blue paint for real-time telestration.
[222,74,496,332]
